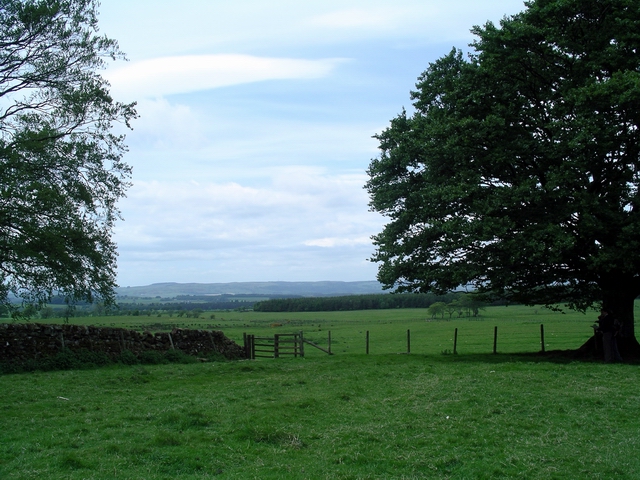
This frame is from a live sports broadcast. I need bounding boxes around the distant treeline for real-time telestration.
[253,293,461,312]
[172,295,300,302]
[3,292,492,320]
[2,294,290,320]
[116,301,252,315]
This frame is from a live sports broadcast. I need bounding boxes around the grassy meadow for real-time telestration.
[25,303,627,355]
[2,304,640,478]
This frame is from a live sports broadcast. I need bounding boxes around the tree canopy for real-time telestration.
[0,0,136,315]
[366,0,640,343]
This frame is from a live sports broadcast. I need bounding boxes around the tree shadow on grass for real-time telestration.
[431,334,640,365]
[439,352,593,365]
[434,350,639,365]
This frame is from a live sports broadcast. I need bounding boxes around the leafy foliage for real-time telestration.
[367,0,640,334]
[0,0,136,315]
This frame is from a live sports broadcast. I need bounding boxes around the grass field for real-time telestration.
[24,303,635,356]
[2,305,640,479]
[2,354,640,479]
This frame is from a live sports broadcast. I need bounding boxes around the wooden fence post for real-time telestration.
[299,331,305,358]
[328,330,332,355]
[493,326,498,354]
[366,331,370,355]
[243,332,248,357]
[454,328,458,355]
[274,334,280,358]
[407,329,411,354]
[540,324,545,353]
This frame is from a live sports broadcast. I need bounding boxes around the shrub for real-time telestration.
[205,351,228,363]
[74,349,111,367]
[138,350,168,365]
[44,349,82,370]
[1,347,206,375]
[118,350,139,365]
[164,349,197,364]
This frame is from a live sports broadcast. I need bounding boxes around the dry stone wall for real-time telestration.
[0,323,246,362]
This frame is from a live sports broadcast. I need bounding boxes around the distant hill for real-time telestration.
[115,281,385,298]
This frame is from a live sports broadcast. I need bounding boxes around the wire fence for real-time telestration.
[249,322,595,358]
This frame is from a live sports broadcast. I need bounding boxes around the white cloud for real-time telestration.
[126,98,208,149]
[118,169,376,243]
[105,54,346,100]
[114,172,384,284]
[304,236,372,247]
[309,8,408,29]
[119,94,381,184]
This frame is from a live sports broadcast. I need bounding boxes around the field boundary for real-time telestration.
[0,323,246,363]
[241,324,598,359]
[243,331,335,358]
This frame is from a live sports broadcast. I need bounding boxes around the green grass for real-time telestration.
[30,303,627,356]
[3,305,639,478]
[1,354,639,479]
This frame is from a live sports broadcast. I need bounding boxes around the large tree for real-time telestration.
[0,0,136,315]
[366,0,640,352]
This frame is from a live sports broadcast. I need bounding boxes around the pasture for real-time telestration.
[24,303,629,355]
[2,305,640,479]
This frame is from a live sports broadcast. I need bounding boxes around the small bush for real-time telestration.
[139,350,168,365]
[0,361,23,374]
[47,349,82,370]
[1,347,205,374]
[118,350,139,365]
[1,349,107,374]
[164,349,197,364]
[74,349,111,367]
[204,351,228,363]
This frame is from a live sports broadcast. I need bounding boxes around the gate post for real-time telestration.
[454,328,458,355]
[250,334,255,360]
[493,326,498,354]
[299,331,305,357]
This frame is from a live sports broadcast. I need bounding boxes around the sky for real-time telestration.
[97,0,527,287]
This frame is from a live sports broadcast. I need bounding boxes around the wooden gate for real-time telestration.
[244,332,304,359]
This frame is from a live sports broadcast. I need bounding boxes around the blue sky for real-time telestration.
[98,0,526,287]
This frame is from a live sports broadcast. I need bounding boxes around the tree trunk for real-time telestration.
[602,290,640,360]
[576,291,640,361]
